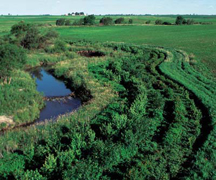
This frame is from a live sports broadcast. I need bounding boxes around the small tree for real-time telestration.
[100,17,113,25]
[163,22,172,25]
[21,26,40,49]
[187,19,195,25]
[115,18,125,24]
[128,19,133,24]
[56,18,66,26]
[175,16,185,25]
[0,44,26,84]
[155,19,163,25]
[10,21,31,37]
[146,20,151,24]
[84,15,96,25]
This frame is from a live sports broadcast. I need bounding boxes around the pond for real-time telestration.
[31,67,81,123]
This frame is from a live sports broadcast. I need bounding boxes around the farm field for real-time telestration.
[0,15,215,75]
[0,15,216,179]
[57,24,216,75]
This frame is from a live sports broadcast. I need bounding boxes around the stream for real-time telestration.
[31,67,81,123]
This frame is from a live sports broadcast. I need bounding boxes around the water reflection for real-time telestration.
[30,67,81,122]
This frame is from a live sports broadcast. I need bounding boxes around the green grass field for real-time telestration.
[0,15,215,75]
[56,25,216,75]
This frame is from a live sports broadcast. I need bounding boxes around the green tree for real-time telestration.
[84,15,96,25]
[175,16,185,25]
[56,18,66,26]
[10,21,31,37]
[163,21,172,25]
[21,26,40,49]
[129,19,133,24]
[0,44,26,84]
[115,18,125,24]
[146,20,151,24]
[155,19,163,25]
[187,19,195,25]
[100,17,113,25]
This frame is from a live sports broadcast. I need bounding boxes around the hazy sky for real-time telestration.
[1,0,215,15]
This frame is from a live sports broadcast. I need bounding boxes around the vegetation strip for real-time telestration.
[0,34,215,179]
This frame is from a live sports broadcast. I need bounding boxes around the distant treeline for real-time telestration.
[56,15,212,26]
[56,15,133,26]
[155,16,213,25]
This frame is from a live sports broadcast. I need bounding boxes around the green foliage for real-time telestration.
[65,19,71,26]
[128,19,133,24]
[146,20,151,24]
[45,29,59,39]
[84,15,96,25]
[163,21,172,25]
[21,26,40,49]
[187,19,195,25]
[0,42,215,180]
[73,18,84,26]
[0,43,26,79]
[155,19,163,25]
[53,40,67,53]
[100,17,113,25]
[10,21,31,37]
[56,18,66,26]
[176,16,185,25]
[115,17,125,24]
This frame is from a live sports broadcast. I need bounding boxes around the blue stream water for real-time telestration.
[31,67,81,122]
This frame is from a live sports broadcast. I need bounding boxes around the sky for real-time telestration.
[0,0,215,15]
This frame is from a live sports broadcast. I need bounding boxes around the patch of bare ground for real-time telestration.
[0,116,14,124]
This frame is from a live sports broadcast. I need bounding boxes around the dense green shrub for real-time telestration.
[0,42,215,180]
[45,29,59,39]
[53,40,67,53]
[65,19,71,26]
[163,21,172,25]
[128,19,133,24]
[10,21,31,37]
[21,26,40,49]
[56,18,66,26]
[146,20,151,24]
[187,19,195,25]
[155,19,163,25]
[115,17,125,24]
[84,15,96,25]
[100,17,113,25]
[0,43,26,82]
[176,16,185,25]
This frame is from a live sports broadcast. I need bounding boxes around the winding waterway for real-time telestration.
[31,67,81,123]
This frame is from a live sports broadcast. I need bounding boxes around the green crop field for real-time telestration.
[0,15,216,179]
[1,15,215,75]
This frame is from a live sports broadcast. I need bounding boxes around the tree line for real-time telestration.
[56,15,133,26]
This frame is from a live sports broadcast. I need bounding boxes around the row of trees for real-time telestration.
[56,16,133,26]
[154,16,196,25]
[175,16,195,25]
[56,15,96,26]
